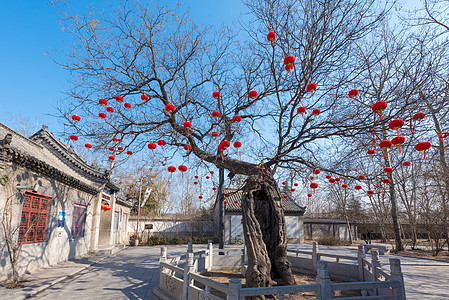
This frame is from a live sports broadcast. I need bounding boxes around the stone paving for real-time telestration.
[0,243,448,299]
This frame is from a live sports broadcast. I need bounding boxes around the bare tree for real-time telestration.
[57,0,388,290]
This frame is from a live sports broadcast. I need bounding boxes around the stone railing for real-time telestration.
[152,242,406,300]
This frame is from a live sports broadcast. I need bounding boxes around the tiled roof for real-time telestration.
[221,188,306,214]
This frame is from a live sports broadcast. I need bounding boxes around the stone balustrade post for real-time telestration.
[182,252,195,300]
[208,242,213,270]
[228,278,241,300]
[160,246,167,264]
[357,244,365,281]
[371,249,380,282]
[187,242,193,253]
[316,260,332,299]
[312,241,319,274]
[390,258,406,299]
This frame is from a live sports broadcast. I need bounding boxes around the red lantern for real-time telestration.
[358,175,366,180]
[118,146,123,151]
[403,161,411,167]
[157,139,166,150]
[372,101,388,121]
[199,196,203,200]
[248,90,258,100]
[99,112,107,120]
[310,176,315,180]
[355,185,362,192]
[184,121,192,132]
[194,181,198,185]
[297,106,307,117]
[384,167,393,173]
[224,200,228,204]
[113,137,120,143]
[178,165,187,177]
[116,96,124,103]
[285,65,294,72]
[124,102,132,109]
[99,99,108,106]
[184,144,192,155]
[310,182,319,194]
[415,141,431,159]
[313,168,321,177]
[234,141,242,156]
[329,179,335,183]
[222,140,231,149]
[72,115,81,122]
[335,178,341,182]
[383,178,391,184]
[212,131,219,139]
[206,176,210,179]
[283,195,288,199]
[348,89,359,100]
[413,112,426,124]
[326,175,331,179]
[108,147,114,152]
[232,115,242,129]
[167,166,176,178]
[282,182,286,185]
[312,109,321,119]
[307,193,312,198]
[389,119,405,136]
[291,188,295,192]
[391,136,406,153]
[213,187,217,191]
[106,106,114,113]
[212,111,220,119]
[367,190,374,196]
[126,151,133,155]
[306,83,317,96]
[210,171,214,175]
[195,175,199,179]
[141,94,149,102]
[284,55,295,66]
[341,183,348,192]
[108,155,115,162]
[70,135,78,142]
[213,91,221,100]
[367,149,376,158]
[85,143,92,150]
[294,183,299,187]
[165,104,175,117]
[148,142,157,156]
[267,31,276,42]
[379,140,392,157]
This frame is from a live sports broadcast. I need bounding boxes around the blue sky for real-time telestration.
[0,0,245,135]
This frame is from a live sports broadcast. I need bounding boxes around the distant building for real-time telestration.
[303,219,358,241]
[0,123,131,281]
[214,188,306,244]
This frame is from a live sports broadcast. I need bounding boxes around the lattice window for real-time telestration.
[71,205,87,239]
[19,192,51,244]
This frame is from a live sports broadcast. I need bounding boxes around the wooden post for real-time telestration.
[357,245,364,281]
[182,252,195,300]
[389,258,406,299]
[208,241,213,270]
[160,246,167,263]
[312,241,318,274]
[228,278,241,300]
[316,260,332,299]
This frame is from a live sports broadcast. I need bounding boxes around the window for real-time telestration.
[19,192,51,244]
[72,205,87,239]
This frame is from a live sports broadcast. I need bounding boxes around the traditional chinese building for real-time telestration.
[0,123,131,281]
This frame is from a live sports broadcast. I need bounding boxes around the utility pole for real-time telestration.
[218,168,225,249]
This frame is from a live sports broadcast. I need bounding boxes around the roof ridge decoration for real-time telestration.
[0,122,44,149]
[29,125,109,182]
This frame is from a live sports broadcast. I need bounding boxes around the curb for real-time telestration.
[23,246,127,299]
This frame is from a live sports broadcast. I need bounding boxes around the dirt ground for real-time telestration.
[200,269,360,299]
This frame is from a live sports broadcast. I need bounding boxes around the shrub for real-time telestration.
[129,234,136,246]
[316,236,351,246]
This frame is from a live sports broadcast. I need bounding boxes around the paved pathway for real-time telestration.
[1,243,448,299]
[288,243,449,299]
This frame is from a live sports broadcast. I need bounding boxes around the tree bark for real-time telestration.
[241,174,296,297]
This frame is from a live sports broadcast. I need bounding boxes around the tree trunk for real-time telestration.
[241,174,296,297]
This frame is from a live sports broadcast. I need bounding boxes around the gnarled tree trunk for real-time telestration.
[241,174,296,297]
